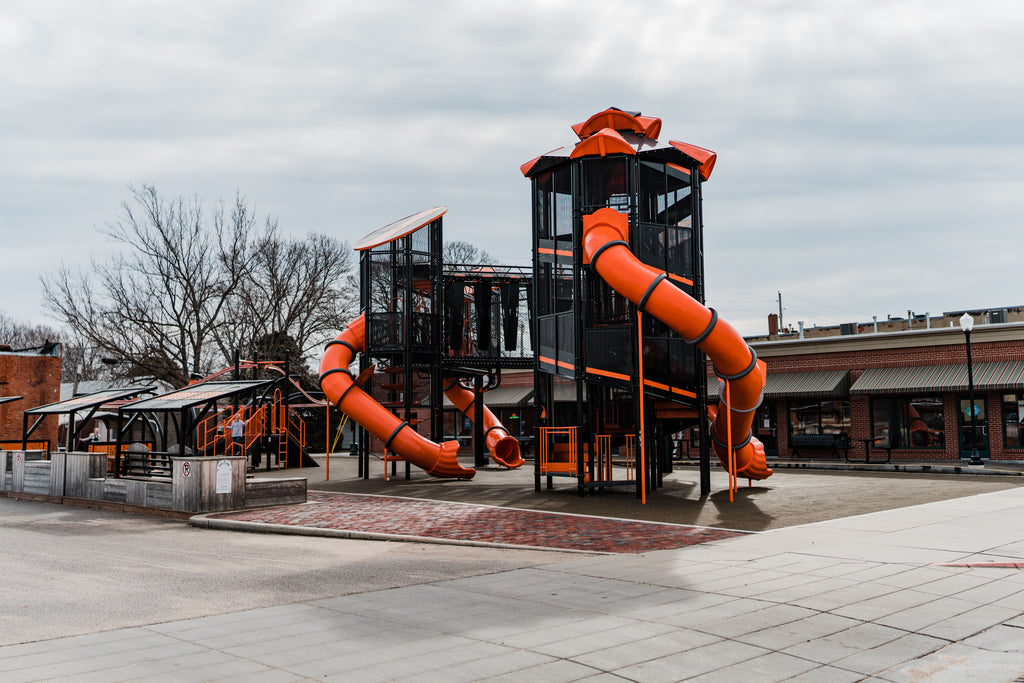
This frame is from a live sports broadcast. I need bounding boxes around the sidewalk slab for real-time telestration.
[3,478,1024,681]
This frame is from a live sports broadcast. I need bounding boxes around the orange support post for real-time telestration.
[637,309,647,505]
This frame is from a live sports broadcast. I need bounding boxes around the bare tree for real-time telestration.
[60,339,113,390]
[42,186,253,387]
[42,185,356,388]
[444,240,494,270]
[214,223,355,376]
[0,312,61,350]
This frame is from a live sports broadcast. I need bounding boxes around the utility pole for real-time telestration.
[777,291,784,332]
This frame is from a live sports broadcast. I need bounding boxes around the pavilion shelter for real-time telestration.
[21,387,156,453]
[112,380,272,475]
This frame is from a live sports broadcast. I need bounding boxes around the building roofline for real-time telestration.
[752,321,1024,358]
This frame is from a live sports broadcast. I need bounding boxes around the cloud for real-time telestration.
[1,0,1022,336]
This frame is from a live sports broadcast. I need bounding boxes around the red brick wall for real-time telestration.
[0,352,62,447]
[757,338,1024,461]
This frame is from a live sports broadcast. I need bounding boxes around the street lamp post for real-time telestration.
[959,313,983,466]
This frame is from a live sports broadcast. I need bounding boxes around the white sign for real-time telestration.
[181,461,191,477]
[215,460,233,494]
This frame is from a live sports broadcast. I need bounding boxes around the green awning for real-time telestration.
[974,361,1024,389]
[708,370,849,399]
[851,361,1024,395]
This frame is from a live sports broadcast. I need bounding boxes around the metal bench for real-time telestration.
[122,451,173,478]
[791,433,851,459]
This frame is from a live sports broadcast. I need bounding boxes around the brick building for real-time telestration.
[0,344,62,448]
[730,320,1024,462]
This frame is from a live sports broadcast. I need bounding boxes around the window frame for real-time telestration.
[870,395,946,450]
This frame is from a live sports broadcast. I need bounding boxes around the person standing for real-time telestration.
[231,416,245,456]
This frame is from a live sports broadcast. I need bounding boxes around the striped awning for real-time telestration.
[851,361,1024,395]
[442,385,533,408]
[708,370,849,399]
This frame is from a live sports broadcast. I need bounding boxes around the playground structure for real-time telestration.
[320,107,771,499]
[319,208,530,480]
[522,107,770,498]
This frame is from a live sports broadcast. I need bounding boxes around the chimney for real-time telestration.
[768,313,779,336]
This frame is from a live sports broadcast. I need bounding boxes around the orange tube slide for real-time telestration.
[319,314,475,479]
[442,380,525,468]
[581,208,772,480]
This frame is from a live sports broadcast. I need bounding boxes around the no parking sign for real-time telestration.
[181,461,191,477]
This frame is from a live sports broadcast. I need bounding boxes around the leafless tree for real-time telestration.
[214,223,355,377]
[0,312,61,350]
[41,184,356,388]
[444,240,494,270]
[0,314,108,389]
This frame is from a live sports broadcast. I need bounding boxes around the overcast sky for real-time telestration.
[2,1,1021,337]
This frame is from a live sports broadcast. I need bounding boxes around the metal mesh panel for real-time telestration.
[584,328,634,385]
[367,312,403,348]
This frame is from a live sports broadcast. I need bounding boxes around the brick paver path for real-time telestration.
[209,491,747,553]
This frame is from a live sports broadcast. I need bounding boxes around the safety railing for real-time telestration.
[594,433,635,482]
[538,426,578,475]
[0,440,50,452]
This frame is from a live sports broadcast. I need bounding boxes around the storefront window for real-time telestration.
[871,397,945,449]
[1002,393,1024,450]
[789,400,850,437]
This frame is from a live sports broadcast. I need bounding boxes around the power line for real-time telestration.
[783,292,875,320]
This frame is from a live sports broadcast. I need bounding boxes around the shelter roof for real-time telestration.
[121,380,272,412]
[25,387,156,415]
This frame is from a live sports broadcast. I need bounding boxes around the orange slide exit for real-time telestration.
[581,208,773,481]
[442,380,525,468]
[319,314,476,479]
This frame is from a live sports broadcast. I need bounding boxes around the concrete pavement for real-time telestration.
[2,479,1024,680]
[277,454,1024,530]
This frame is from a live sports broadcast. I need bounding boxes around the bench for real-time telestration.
[791,433,851,459]
[122,452,173,478]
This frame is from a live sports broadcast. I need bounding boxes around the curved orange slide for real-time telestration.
[442,380,525,468]
[319,314,476,479]
[581,208,772,480]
